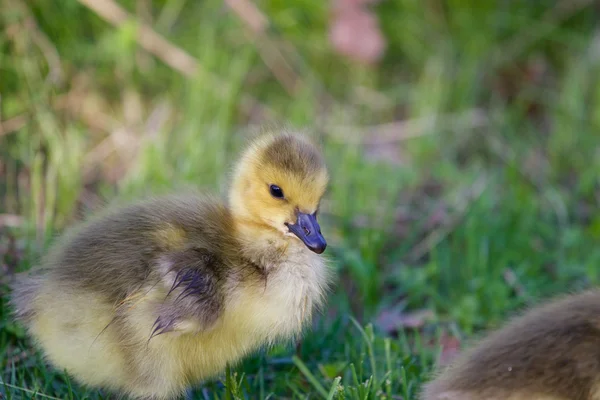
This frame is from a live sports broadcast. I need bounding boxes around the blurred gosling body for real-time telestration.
[422,290,600,400]
[11,132,332,400]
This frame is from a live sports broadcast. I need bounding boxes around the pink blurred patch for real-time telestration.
[438,333,461,366]
[329,1,386,65]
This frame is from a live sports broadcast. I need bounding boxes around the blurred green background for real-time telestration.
[2,0,600,398]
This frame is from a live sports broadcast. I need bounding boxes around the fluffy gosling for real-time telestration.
[421,289,600,400]
[11,132,332,400]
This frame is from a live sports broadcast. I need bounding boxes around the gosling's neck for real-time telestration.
[231,218,285,262]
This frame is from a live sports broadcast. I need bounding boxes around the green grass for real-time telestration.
[2,0,600,398]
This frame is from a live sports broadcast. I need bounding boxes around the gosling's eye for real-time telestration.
[269,184,284,199]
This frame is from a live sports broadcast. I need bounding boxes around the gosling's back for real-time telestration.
[10,195,244,399]
[422,290,600,400]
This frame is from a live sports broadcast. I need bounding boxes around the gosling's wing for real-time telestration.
[150,248,226,338]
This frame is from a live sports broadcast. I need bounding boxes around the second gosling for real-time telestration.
[421,289,600,400]
[11,132,332,400]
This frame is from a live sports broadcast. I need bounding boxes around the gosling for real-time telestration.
[421,289,600,400]
[11,132,332,400]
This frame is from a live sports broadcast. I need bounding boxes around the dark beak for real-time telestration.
[285,212,327,254]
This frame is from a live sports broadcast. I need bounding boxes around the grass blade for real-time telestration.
[292,355,328,399]
[326,376,342,400]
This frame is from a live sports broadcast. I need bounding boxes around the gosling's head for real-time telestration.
[229,132,329,254]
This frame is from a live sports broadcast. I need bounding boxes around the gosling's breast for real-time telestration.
[229,252,328,340]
